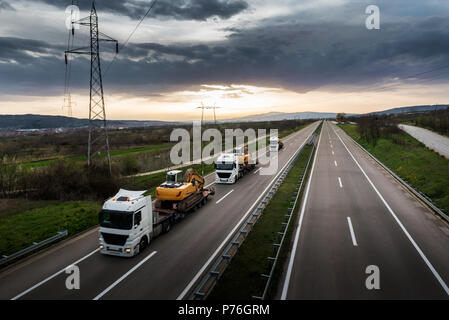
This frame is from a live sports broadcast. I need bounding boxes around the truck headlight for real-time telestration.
[99,245,104,249]
[125,248,131,253]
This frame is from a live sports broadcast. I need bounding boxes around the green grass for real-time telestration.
[0,201,101,256]
[21,143,174,169]
[0,199,59,218]
[208,143,315,300]
[339,124,449,215]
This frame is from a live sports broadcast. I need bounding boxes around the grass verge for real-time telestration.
[0,201,101,257]
[339,124,449,216]
[208,143,315,300]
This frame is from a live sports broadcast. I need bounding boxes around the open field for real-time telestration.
[23,143,174,169]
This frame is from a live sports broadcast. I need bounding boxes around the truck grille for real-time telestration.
[101,233,128,246]
[217,172,232,179]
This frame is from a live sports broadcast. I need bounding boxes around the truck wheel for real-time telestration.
[163,221,171,233]
[139,237,148,253]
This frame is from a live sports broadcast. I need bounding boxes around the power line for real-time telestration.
[63,0,77,117]
[103,0,159,78]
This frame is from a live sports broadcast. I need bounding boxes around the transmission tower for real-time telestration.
[65,1,118,173]
[62,93,76,117]
[196,102,221,125]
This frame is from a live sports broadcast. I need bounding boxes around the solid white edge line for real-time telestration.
[281,121,323,300]
[11,248,100,300]
[338,177,343,188]
[332,124,449,296]
[177,122,319,300]
[93,251,157,300]
[347,217,358,246]
[253,168,262,175]
[216,189,234,204]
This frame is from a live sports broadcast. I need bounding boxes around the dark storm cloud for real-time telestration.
[2,14,449,96]
[0,0,14,11]
[0,37,63,62]
[27,0,248,21]
[107,16,449,92]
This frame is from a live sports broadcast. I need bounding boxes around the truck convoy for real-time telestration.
[99,169,214,257]
[215,146,257,184]
[269,136,284,152]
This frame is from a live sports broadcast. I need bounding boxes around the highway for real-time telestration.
[399,124,449,159]
[281,121,449,299]
[0,122,320,300]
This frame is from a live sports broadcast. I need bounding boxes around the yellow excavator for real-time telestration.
[155,168,214,213]
[233,146,250,164]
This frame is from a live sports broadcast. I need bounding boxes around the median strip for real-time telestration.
[207,125,320,300]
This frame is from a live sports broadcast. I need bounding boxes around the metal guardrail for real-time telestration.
[340,128,449,223]
[252,135,316,300]
[0,230,68,267]
[189,129,319,300]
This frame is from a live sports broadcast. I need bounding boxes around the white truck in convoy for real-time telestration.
[98,186,214,257]
[269,136,284,152]
[215,147,257,184]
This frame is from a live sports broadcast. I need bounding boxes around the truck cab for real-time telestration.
[270,137,280,152]
[215,153,238,184]
[99,189,153,257]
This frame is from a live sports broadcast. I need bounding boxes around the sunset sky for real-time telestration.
[1,0,449,121]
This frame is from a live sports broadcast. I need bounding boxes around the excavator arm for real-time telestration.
[183,168,205,190]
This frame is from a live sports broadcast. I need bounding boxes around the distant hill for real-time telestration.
[368,105,449,116]
[226,111,339,122]
[2,104,449,130]
[225,105,449,122]
[0,114,171,130]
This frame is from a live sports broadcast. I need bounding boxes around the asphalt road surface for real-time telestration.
[281,121,449,299]
[0,122,319,300]
[399,124,449,159]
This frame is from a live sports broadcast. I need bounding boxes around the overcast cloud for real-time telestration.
[0,0,449,104]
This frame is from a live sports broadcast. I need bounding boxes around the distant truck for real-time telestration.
[269,137,284,152]
[215,146,257,184]
[99,173,214,257]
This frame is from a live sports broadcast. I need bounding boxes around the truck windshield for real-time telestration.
[99,210,133,230]
[216,163,234,170]
[166,174,176,183]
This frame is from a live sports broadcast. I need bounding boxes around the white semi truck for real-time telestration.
[98,187,214,257]
[215,147,256,184]
[269,136,284,152]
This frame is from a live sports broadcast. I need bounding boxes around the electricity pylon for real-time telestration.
[196,102,221,125]
[65,1,118,173]
[62,93,76,117]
